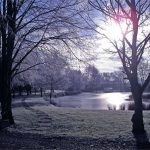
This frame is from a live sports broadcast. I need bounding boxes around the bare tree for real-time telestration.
[89,0,150,133]
[0,0,90,125]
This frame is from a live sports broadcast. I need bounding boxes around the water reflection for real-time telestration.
[52,92,150,110]
[100,93,129,110]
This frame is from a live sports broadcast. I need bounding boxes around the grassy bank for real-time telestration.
[9,97,150,139]
[1,97,150,149]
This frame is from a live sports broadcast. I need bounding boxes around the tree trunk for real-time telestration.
[1,70,14,124]
[131,83,145,134]
[0,58,2,106]
[0,21,15,123]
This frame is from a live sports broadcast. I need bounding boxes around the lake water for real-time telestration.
[52,92,150,110]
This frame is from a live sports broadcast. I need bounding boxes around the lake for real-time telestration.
[51,92,150,110]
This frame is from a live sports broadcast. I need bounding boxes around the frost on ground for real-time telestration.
[0,97,150,149]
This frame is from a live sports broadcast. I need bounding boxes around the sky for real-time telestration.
[90,34,122,73]
[94,56,121,72]
[92,17,150,73]
[71,38,122,73]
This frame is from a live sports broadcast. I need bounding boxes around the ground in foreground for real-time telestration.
[0,97,150,149]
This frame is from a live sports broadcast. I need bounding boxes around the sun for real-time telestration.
[104,19,127,41]
[95,18,130,50]
[96,18,129,49]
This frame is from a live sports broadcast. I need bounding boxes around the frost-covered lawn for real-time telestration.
[1,97,149,149]
[9,97,150,140]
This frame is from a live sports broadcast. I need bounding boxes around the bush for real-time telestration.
[127,103,149,110]
[119,104,125,110]
[146,104,150,110]
[128,103,135,110]
[65,91,81,95]
[142,103,147,110]
[107,105,116,110]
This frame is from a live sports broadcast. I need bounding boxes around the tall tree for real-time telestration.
[66,69,83,92]
[0,0,89,125]
[84,65,101,91]
[89,0,150,133]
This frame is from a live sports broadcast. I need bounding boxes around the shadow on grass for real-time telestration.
[0,130,136,150]
[133,131,150,149]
